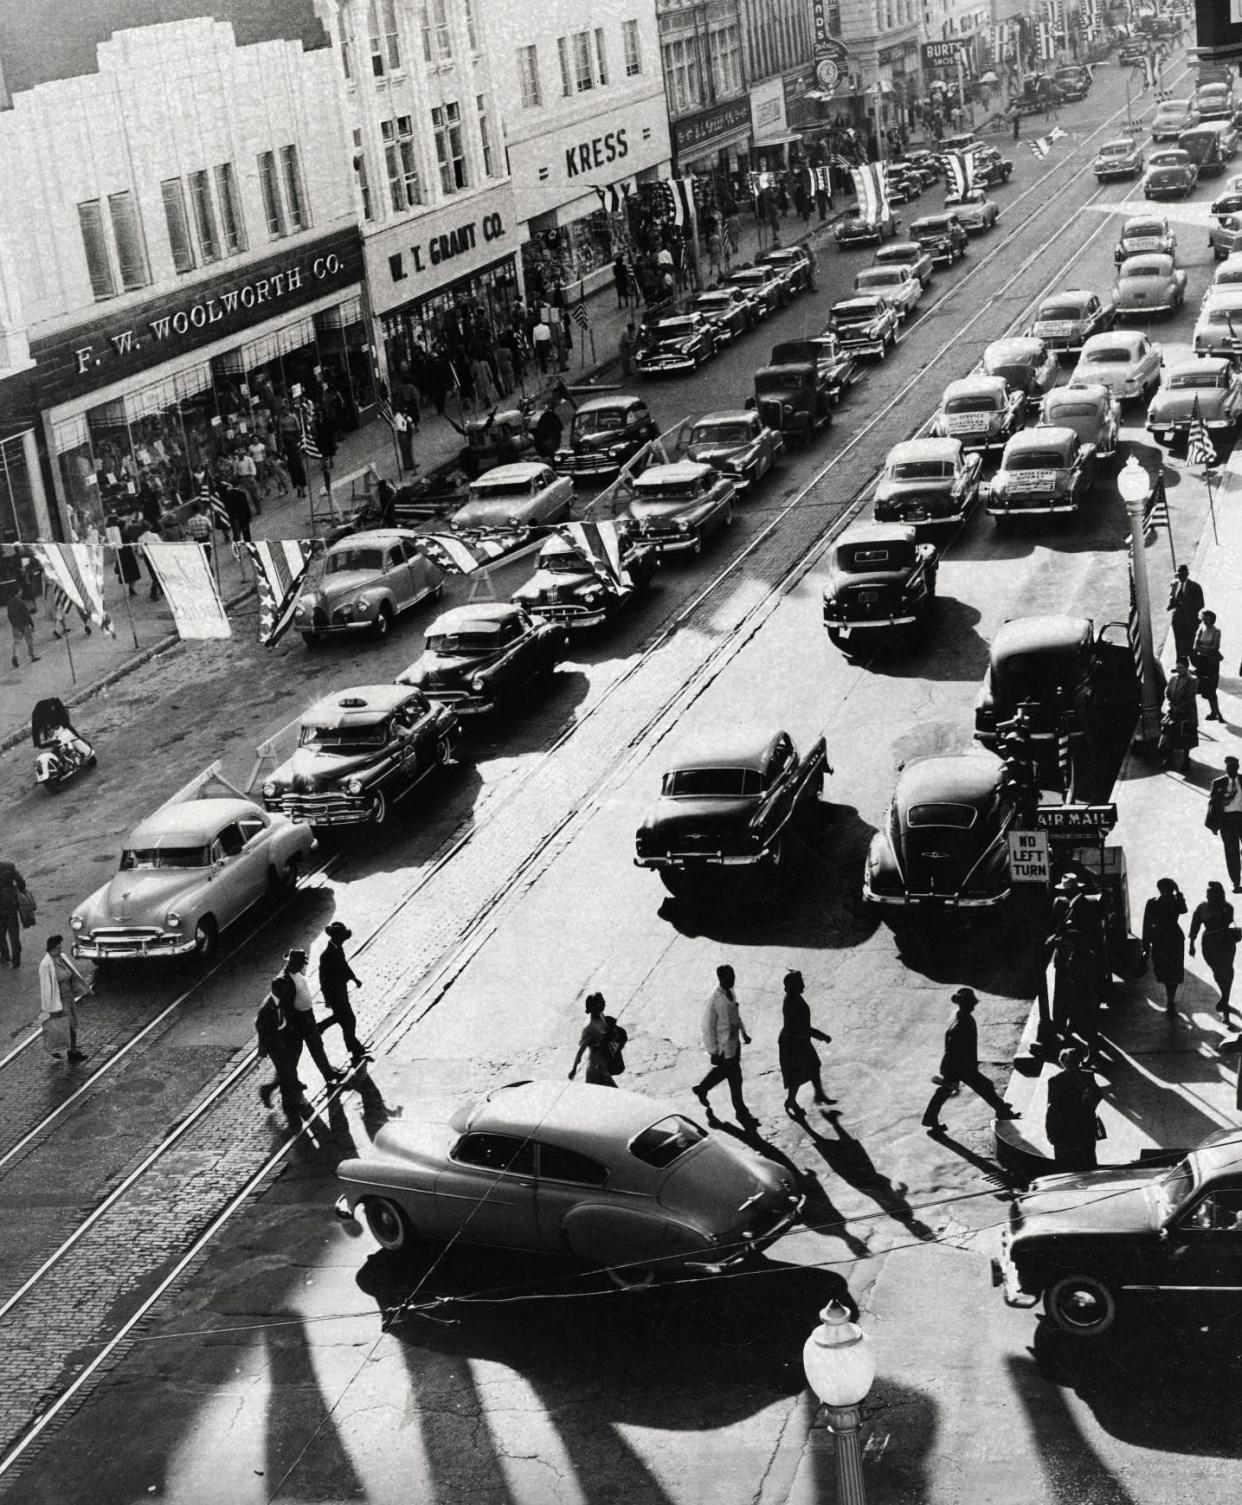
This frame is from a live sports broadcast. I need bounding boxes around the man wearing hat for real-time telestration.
[921,988,1019,1135]
[280,948,345,1085]
[256,975,309,1123]
[319,922,370,1067]
[1048,873,1105,1049]
[1044,1045,1103,1171]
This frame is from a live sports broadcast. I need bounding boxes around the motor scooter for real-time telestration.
[32,697,95,793]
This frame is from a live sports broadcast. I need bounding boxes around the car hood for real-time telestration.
[303,570,379,603]
[80,869,199,924]
[513,567,597,601]
[658,1137,787,1229]
[402,650,489,686]
[641,335,694,352]
[640,796,757,841]
[451,499,535,528]
[1149,388,1222,420]
[1012,1167,1160,1240]
[628,498,707,521]
[270,747,378,789]
[688,442,748,464]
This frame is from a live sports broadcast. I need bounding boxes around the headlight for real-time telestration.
[70,915,84,932]
[345,778,363,796]
[676,519,693,532]
[581,588,602,603]
[469,674,486,693]
[165,911,182,928]
[262,781,276,798]
[608,444,630,456]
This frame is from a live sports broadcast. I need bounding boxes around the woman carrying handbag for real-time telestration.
[38,934,92,1062]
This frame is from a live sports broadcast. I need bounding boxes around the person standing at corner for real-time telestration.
[1205,754,1242,893]
[0,856,27,968]
[1044,1045,1103,1172]
[280,948,345,1086]
[694,964,758,1128]
[318,922,371,1067]
[568,992,616,1087]
[38,934,92,1062]
[778,969,835,1118]
[7,590,37,669]
[1141,876,1187,1016]
[256,976,309,1123]
[921,988,1019,1135]
[1168,564,1205,661]
[1190,880,1240,1023]
[1193,608,1225,722]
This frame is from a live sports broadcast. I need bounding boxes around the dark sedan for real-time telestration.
[726,263,786,315]
[821,523,938,648]
[633,313,718,375]
[690,287,755,343]
[982,336,1058,407]
[757,244,816,293]
[397,602,567,716]
[909,214,968,266]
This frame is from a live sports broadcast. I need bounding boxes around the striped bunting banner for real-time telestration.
[850,163,889,222]
[562,520,631,591]
[945,151,977,200]
[416,532,527,575]
[198,472,231,532]
[245,539,317,646]
[32,541,115,637]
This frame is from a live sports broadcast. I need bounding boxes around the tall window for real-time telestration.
[353,128,374,220]
[340,0,356,80]
[257,150,287,238]
[623,19,642,76]
[369,0,401,76]
[78,201,117,299]
[215,163,246,253]
[663,37,702,113]
[517,44,542,107]
[421,0,452,63]
[381,116,422,210]
[594,28,608,85]
[710,24,743,96]
[280,145,309,231]
[464,0,479,52]
[431,102,466,194]
[478,94,496,177]
[189,170,221,263]
[573,31,593,91]
[108,191,150,291]
[557,36,572,96]
[161,179,195,274]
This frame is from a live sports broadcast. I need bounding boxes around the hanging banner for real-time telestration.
[143,543,231,639]
[245,539,316,647]
[32,541,115,636]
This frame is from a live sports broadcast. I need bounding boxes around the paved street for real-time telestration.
[5,44,1242,1505]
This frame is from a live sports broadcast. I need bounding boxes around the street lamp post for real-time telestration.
[1117,454,1164,748]
[802,1301,876,1505]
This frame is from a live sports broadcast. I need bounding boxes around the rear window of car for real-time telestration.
[1125,222,1165,238]
[907,803,979,829]
[120,845,209,869]
[664,768,763,798]
[1049,403,1099,418]
[537,1144,608,1186]
[692,422,753,447]
[452,1133,536,1175]
[1007,449,1067,470]
[1081,347,1133,364]
[1171,370,1227,388]
[945,394,1000,413]
[300,723,389,750]
[327,548,384,574]
[1039,305,1084,321]
[892,461,954,479]
[630,1116,706,1169]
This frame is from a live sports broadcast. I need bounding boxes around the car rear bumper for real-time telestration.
[686,1194,807,1269]
[986,499,1078,515]
[636,849,770,870]
[838,335,887,356]
[635,355,698,373]
[862,881,1010,909]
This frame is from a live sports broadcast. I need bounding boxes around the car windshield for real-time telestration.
[427,629,501,653]
[1007,449,1067,471]
[692,421,753,446]
[835,303,880,323]
[1218,268,1242,284]
[1204,306,1242,325]
[1123,265,1164,279]
[663,767,763,798]
[1082,347,1133,364]
[635,480,700,502]
[630,1115,707,1169]
[326,547,385,574]
[916,219,951,232]
[574,410,624,435]
[1151,152,1189,166]
[1171,370,1227,388]
[1100,144,1132,156]
[542,550,589,575]
[878,248,917,264]
[1040,305,1085,320]
[654,319,695,338]
[892,460,954,479]
[945,394,1000,413]
[858,271,902,287]
[120,845,210,870]
[1153,1159,1196,1221]
[907,802,979,828]
[299,722,388,750]
[470,478,535,498]
[1049,402,1100,418]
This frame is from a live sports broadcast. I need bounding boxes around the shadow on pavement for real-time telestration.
[800,1110,941,1240]
[857,594,990,686]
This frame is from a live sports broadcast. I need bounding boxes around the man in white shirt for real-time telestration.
[694,964,758,1127]
[234,447,261,517]
[280,948,345,1084]
[1207,755,1242,891]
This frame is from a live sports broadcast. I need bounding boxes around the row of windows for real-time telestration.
[662,25,744,116]
[340,0,480,83]
[745,0,811,81]
[516,21,643,111]
[365,94,496,221]
[78,147,306,301]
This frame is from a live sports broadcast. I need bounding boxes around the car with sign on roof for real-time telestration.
[1093,137,1146,180]
[772,336,861,407]
[983,336,1058,407]
[449,461,574,533]
[872,239,935,287]
[833,210,900,248]
[1145,355,1242,445]
[863,752,1013,913]
[873,437,983,527]
[335,1079,806,1287]
[510,522,657,628]
[930,374,1025,452]
[1193,286,1242,355]
[953,194,1001,234]
[397,602,568,716]
[821,522,939,650]
[910,212,968,265]
[680,409,783,493]
[829,294,900,357]
[635,728,829,890]
[633,312,718,375]
[292,529,443,647]
[623,461,735,556]
[1068,330,1162,403]
[261,684,459,829]
[71,795,315,962]
[852,264,922,320]
[983,427,1098,524]
[1111,251,1186,317]
[757,243,816,293]
[1142,147,1197,198]
[726,262,788,314]
[690,286,755,343]
[1029,289,1115,353]
[556,394,659,481]
[1037,384,1120,459]
[1151,98,1200,142]
[1114,214,1176,263]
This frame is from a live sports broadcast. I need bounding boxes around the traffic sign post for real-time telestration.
[1007,829,1050,885]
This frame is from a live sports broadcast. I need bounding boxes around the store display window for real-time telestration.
[0,431,37,540]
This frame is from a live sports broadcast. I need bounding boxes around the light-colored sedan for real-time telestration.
[1146,356,1242,442]
[984,426,1098,521]
[71,796,315,962]
[1114,214,1176,264]
[872,241,935,287]
[953,195,1001,234]
[852,265,923,319]
[624,461,736,555]
[293,529,444,646]
[1212,252,1242,290]
[1112,252,1187,316]
[449,461,574,532]
[930,374,1025,451]
[1069,331,1163,403]
[1150,99,1199,142]
[1093,137,1146,177]
[1193,286,1242,355]
[335,1080,804,1287]
[1038,383,1120,458]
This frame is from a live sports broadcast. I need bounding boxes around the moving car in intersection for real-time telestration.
[449,462,574,533]
[1092,138,1145,181]
[930,375,1025,452]
[1114,214,1176,264]
[828,294,900,357]
[983,427,1098,525]
[821,523,939,648]
[1068,331,1162,404]
[292,530,443,647]
[510,522,657,628]
[1193,286,1242,355]
[833,210,900,249]
[690,286,755,343]
[71,794,315,962]
[634,728,829,890]
[1150,99,1198,142]
[556,395,659,481]
[623,461,736,556]
[1029,289,1115,353]
[1038,384,1120,459]
[872,240,935,287]
[852,265,923,319]
[1142,147,1197,198]
[633,312,718,375]
[910,213,969,266]
[757,243,816,293]
[261,685,459,829]
[681,409,783,492]
[982,336,1058,407]
[1111,253,1187,316]
[335,1079,806,1286]
[398,602,567,716]
[873,437,983,526]
[726,263,787,315]
[1146,356,1242,445]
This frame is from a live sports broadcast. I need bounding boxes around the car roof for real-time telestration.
[127,796,261,845]
[876,241,926,255]
[665,729,788,773]
[986,336,1044,359]
[465,1081,680,1153]
[472,461,550,484]
[1118,253,1174,271]
[992,614,1092,657]
[833,296,883,311]
[1122,215,1168,232]
[1005,426,1075,453]
[895,753,1004,811]
[1080,330,1146,351]
[944,374,1008,399]
[1204,286,1242,308]
[693,409,754,425]
[888,437,962,462]
[1045,383,1108,406]
[328,528,419,551]
[577,394,640,414]
[427,602,523,632]
[634,460,712,483]
[1169,355,1231,376]
[301,685,419,728]
[838,522,918,547]
[1099,138,1140,148]
[1040,289,1095,307]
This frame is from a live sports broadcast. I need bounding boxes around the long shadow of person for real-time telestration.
[797,1167,872,1261]
[799,1111,941,1242]
[919,1119,1017,1191]
[351,1067,404,1143]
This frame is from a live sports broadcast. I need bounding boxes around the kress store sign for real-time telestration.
[32,227,364,407]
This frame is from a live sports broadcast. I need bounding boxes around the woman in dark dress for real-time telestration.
[1190,880,1239,1023]
[778,970,834,1117]
[1142,876,1187,1016]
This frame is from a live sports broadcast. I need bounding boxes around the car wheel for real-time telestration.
[608,1261,658,1291]
[370,788,389,826]
[1045,1273,1118,1338]
[364,1196,414,1252]
[193,916,218,961]
[374,604,393,641]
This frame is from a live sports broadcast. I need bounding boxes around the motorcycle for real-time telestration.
[32,697,95,793]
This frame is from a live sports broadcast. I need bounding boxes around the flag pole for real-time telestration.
[120,577,140,649]
[1206,467,1220,545]
[62,624,76,684]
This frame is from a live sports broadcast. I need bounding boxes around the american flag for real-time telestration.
[377,397,397,432]
[562,520,632,590]
[416,532,527,574]
[1030,136,1052,160]
[299,397,322,460]
[245,539,317,646]
[32,541,115,637]
[1057,726,1073,795]
[571,302,589,331]
[198,472,231,532]
[1187,397,1216,468]
[850,163,890,221]
[1144,472,1170,531]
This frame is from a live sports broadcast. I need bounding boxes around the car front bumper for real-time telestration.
[74,929,199,959]
[837,334,887,356]
[264,793,377,826]
[527,601,611,627]
[824,611,919,632]
[635,353,698,373]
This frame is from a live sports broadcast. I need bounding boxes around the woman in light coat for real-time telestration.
[38,933,91,1061]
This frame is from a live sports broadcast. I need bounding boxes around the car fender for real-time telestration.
[561,1203,707,1267]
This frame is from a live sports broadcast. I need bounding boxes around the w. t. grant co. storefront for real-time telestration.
[30,226,371,541]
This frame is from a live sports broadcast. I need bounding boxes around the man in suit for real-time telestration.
[318,923,370,1066]
[695,964,758,1128]
[1206,755,1242,893]
[1168,564,1205,660]
[922,988,1020,1135]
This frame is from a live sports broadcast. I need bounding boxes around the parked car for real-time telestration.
[1111,252,1187,316]
[1149,99,1198,142]
[863,752,1013,911]
[974,614,1139,753]
[1142,147,1197,197]
[885,167,923,204]
[852,265,923,319]
[1195,81,1235,120]
[834,211,899,248]
[335,1079,806,1285]
[634,728,829,888]
[757,243,816,293]
[690,286,755,343]
[1145,356,1242,444]
[1114,214,1176,263]
[1068,331,1162,403]
[1193,287,1242,355]
[261,685,459,829]
[1209,213,1242,259]
[982,336,1058,407]
[753,355,834,443]
[1209,174,1242,215]
[623,461,735,556]
[821,523,939,648]
[397,602,567,715]
[930,374,1025,452]
[983,426,1098,524]
[910,213,968,265]
[726,262,787,314]
[872,240,935,287]
[1214,250,1242,289]
[449,462,574,533]
[633,313,718,375]
[953,195,1001,234]
[873,437,983,526]
[975,148,1015,187]
[772,336,861,406]
[681,409,783,492]
[1029,289,1115,353]
[1177,123,1228,177]
[1054,63,1092,101]
[452,402,543,479]
[292,530,443,647]
[510,521,658,628]
[904,148,941,183]
[555,394,659,480]
[1038,384,1121,459]
[70,795,315,961]
[828,295,900,357]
